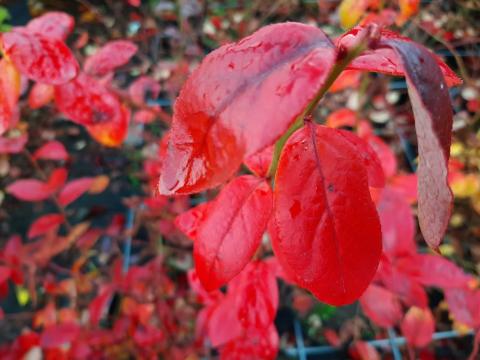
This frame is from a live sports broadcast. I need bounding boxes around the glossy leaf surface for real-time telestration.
[194,175,272,290]
[159,23,336,194]
[84,40,138,76]
[271,124,381,305]
[1,28,78,85]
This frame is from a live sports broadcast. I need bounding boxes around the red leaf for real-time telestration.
[86,104,130,147]
[271,124,381,305]
[445,288,480,328]
[377,187,416,257]
[330,70,361,92]
[7,179,52,201]
[326,108,357,128]
[413,254,474,289]
[84,40,138,76]
[194,175,272,290]
[208,296,244,347]
[349,341,381,360]
[47,168,68,191]
[0,266,11,285]
[337,129,385,188]
[0,58,21,135]
[244,145,274,178]
[360,284,403,328]
[401,307,435,348]
[384,39,454,250]
[228,261,278,330]
[33,141,68,161]
[339,27,462,87]
[58,178,94,207]
[26,12,74,41]
[28,214,64,239]
[129,76,161,106]
[0,134,28,154]
[220,324,279,360]
[174,202,211,240]
[1,28,79,85]
[89,285,115,325]
[28,82,54,109]
[159,23,336,195]
[361,126,398,178]
[40,323,81,349]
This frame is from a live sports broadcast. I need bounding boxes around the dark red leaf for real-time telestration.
[84,40,138,76]
[0,266,11,285]
[33,140,68,161]
[58,178,94,207]
[360,284,403,328]
[1,28,78,85]
[349,341,381,360]
[271,124,382,305]
[26,12,74,41]
[0,134,28,154]
[339,27,462,87]
[401,307,435,348]
[159,23,336,194]
[40,323,80,349]
[28,83,54,109]
[28,214,64,239]
[194,175,272,290]
[174,202,211,240]
[384,39,454,251]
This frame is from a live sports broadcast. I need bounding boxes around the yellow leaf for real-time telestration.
[397,0,420,26]
[338,0,371,29]
[450,174,480,198]
[16,286,30,306]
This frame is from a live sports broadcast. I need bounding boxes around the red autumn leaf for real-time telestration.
[384,39,454,251]
[360,284,403,328]
[26,11,74,41]
[84,40,138,76]
[129,76,161,106]
[1,28,78,85]
[339,27,462,87]
[58,178,95,207]
[401,307,435,348]
[389,173,417,203]
[220,324,279,360]
[159,23,336,195]
[378,260,428,308]
[28,214,64,239]
[0,134,28,154]
[55,73,130,146]
[243,145,274,178]
[377,187,416,257]
[326,108,357,128]
[349,341,381,360]
[86,104,130,147]
[6,168,66,202]
[445,288,480,328]
[329,69,361,92]
[194,175,272,290]
[413,254,473,289]
[40,323,81,349]
[0,58,21,135]
[337,129,385,188]
[271,124,381,305]
[0,266,11,286]
[28,82,54,109]
[33,140,68,161]
[228,261,278,330]
[89,285,115,326]
[208,296,244,347]
[175,202,211,240]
